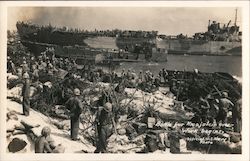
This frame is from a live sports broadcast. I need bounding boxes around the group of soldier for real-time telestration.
[7,50,118,153]
[7,49,242,153]
[193,92,242,133]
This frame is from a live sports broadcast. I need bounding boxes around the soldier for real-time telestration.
[131,70,137,80]
[199,96,210,122]
[121,68,126,78]
[94,102,114,153]
[7,59,16,74]
[35,126,55,153]
[98,86,113,106]
[154,75,161,88]
[38,59,47,72]
[57,58,64,68]
[206,94,220,123]
[31,64,39,82]
[22,72,30,116]
[162,68,168,83]
[21,61,29,74]
[148,72,154,85]
[127,69,133,80]
[232,98,242,132]
[30,56,36,69]
[16,67,23,79]
[65,88,83,140]
[47,63,54,77]
[138,70,143,82]
[217,92,234,124]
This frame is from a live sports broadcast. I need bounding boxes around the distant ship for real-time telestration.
[15,10,241,63]
[156,19,241,55]
[156,9,241,55]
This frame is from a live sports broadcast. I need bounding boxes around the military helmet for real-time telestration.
[104,102,112,112]
[74,88,81,96]
[41,126,51,136]
[23,72,29,79]
[222,91,228,98]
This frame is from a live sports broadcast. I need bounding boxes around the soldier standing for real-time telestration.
[199,96,210,122]
[22,72,30,116]
[162,68,168,83]
[65,88,83,140]
[31,64,39,81]
[121,68,126,78]
[217,92,234,124]
[94,102,114,153]
[232,98,242,132]
[21,61,29,74]
[7,60,16,74]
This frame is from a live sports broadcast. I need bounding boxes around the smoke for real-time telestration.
[8,7,36,30]
[7,7,241,36]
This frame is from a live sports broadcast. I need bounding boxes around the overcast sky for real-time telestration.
[7,7,241,36]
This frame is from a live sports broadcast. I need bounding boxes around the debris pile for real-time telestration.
[6,33,242,153]
[6,68,242,153]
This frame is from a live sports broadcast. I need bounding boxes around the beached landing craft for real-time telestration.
[15,10,241,64]
[16,22,167,64]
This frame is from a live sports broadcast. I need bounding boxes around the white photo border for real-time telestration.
[0,1,249,161]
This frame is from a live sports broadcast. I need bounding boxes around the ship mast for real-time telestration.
[234,8,237,26]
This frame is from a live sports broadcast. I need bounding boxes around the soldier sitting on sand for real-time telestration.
[35,126,65,153]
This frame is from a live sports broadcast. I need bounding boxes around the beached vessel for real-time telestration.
[15,10,241,63]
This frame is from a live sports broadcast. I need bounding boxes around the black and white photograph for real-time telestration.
[1,1,249,160]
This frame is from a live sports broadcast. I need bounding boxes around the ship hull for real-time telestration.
[156,39,241,55]
[21,40,147,64]
[16,22,242,58]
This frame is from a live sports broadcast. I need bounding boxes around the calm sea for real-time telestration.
[112,54,242,77]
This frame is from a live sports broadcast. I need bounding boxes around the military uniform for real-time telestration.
[22,75,30,116]
[217,94,234,124]
[232,99,241,132]
[22,63,29,74]
[65,93,83,140]
[94,103,113,153]
[199,98,210,122]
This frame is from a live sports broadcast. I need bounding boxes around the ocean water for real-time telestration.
[113,55,242,77]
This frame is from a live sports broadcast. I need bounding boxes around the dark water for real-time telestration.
[113,55,242,77]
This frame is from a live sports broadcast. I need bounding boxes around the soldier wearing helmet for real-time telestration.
[35,126,59,153]
[94,102,114,153]
[21,60,29,74]
[65,88,83,140]
[35,126,65,153]
[216,91,234,124]
[22,72,30,116]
